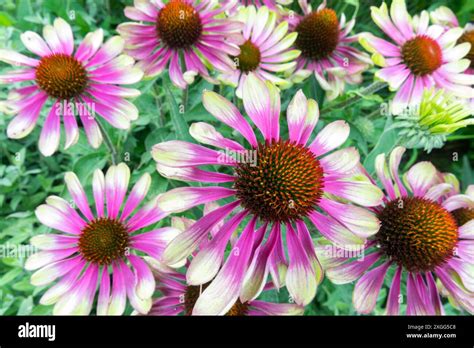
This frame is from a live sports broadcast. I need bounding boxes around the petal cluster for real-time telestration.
[151,73,383,313]
[26,163,176,315]
[0,18,143,156]
[360,0,474,109]
[321,147,474,315]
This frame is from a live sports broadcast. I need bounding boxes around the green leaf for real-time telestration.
[72,152,107,183]
[164,84,193,142]
[0,12,15,26]
[17,296,33,315]
[363,117,399,174]
[462,155,473,186]
[0,268,23,287]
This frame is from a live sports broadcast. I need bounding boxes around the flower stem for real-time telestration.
[447,134,474,141]
[321,81,387,114]
[182,86,188,111]
[96,118,119,165]
[153,83,165,127]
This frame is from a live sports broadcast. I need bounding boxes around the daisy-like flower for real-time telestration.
[0,18,143,156]
[359,0,474,112]
[117,0,243,89]
[219,6,300,97]
[149,265,304,316]
[151,73,383,314]
[285,0,371,100]
[146,213,303,316]
[430,6,474,111]
[395,88,474,152]
[320,146,474,315]
[25,163,179,315]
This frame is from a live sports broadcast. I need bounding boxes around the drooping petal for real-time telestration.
[162,201,240,266]
[240,225,276,302]
[128,254,155,300]
[120,260,152,314]
[38,102,61,156]
[249,300,304,316]
[268,224,288,289]
[192,218,255,315]
[386,266,402,315]
[406,272,431,315]
[353,262,391,314]
[285,224,317,306]
[326,252,381,284]
[107,262,127,315]
[97,269,111,315]
[53,265,99,315]
[186,211,248,285]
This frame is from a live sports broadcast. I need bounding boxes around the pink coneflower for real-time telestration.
[150,267,304,316]
[285,0,371,100]
[25,163,178,315]
[430,6,474,111]
[151,73,383,314]
[320,147,474,315]
[145,213,304,316]
[219,5,300,97]
[359,0,474,112]
[117,0,243,89]
[0,18,143,156]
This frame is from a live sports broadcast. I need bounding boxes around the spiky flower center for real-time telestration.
[78,218,130,265]
[401,36,442,76]
[235,40,261,73]
[156,0,202,49]
[234,140,324,223]
[451,207,474,227]
[377,197,458,272]
[294,8,339,61]
[458,29,474,68]
[184,284,249,315]
[35,54,88,100]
